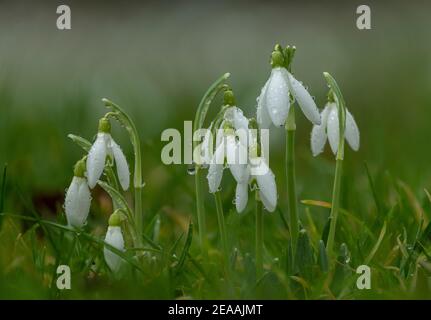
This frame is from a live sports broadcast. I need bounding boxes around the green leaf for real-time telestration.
[318,240,329,273]
[294,229,314,280]
[364,161,382,215]
[175,221,193,274]
[0,212,147,274]
[364,221,387,265]
[97,180,134,223]
[67,134,92,151]
[321,217,331,245]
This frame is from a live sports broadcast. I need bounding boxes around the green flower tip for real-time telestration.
[222,121,235,133]
[270,50,285,68]
[274,43,283,53]
[223,89,236,106]
[98,117,111,133]
[73,158,86,177]
[101,98,112,107]
[108,212,122,227]
[248,117,258,130]
[285,45,296,66]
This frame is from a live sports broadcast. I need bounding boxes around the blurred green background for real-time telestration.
[1,0,431,299]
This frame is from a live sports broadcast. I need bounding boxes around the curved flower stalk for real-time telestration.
[104,211,125,273]
[64,158,92,228]
[311,101,360,157]
[192,73,231,250]
[86,117,130,191]
[65,99,145,272]
[319,72,360,260]
[257,44,320,255]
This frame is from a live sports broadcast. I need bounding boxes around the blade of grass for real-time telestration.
[364,221,387,265]
[0,164,7,228]
[175,221,193,274]
[0,212,147,274]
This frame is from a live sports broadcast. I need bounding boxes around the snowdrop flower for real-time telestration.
[104,212,125,273]
[207,125,249,193]
[64,158,92,228]
[311,102,360,156]
[86,117,130,190]
[206,90,249,192]
[207,104,250,193]
[235,149,277,213]
[257,47,321,128]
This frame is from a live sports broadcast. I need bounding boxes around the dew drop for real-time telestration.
[187,164,196,176]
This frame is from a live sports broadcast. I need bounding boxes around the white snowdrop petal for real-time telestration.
[265,68,290,127]
[207,142,225,193]
[287,72,321,125]
[233,108,249,132]
[200,126,213,166]
[310,106,330,156]
[76,179,92,224]
[215,121,225,148]
[104,226,125,273]
[86,133,108,188]
[110,139,130,191]
[228,140,249,184]
[254,159,277,212]
[224,107,249,132]
[235,183,248,213]
[259,190,277,213]
[345,110,360,151]
[256,80,272,129]
[327,105,340,155]
[65,177,80,226]
[65,177,91,228]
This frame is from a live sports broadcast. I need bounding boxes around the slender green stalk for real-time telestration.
[285,107,299,254]
[103,98,144,247]
[322,72,347,259]
[326,158,343,257]
[255,195,263,280]
[195,167,206,248]
[214,192,228,263]
[192,73,230,251]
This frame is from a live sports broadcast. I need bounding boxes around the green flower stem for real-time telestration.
[285,107,299,255]
[195,167,206,249]
[322,72,347,259]
[214,192,228,264]
[255,194,263,280]
[102,98,144,248]
[192,73,230,251]
[326,158,343,258]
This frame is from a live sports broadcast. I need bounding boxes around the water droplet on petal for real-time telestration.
[187,164,196,176]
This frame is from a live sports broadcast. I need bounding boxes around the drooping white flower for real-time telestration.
[206,107,250,193]
[65,159,92,228]
[104,214,125,273]
[65,176,91,228]
[257,51,321,128]
[311,102,360,156]
[86,118,130,190]
[235,156,278,213]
